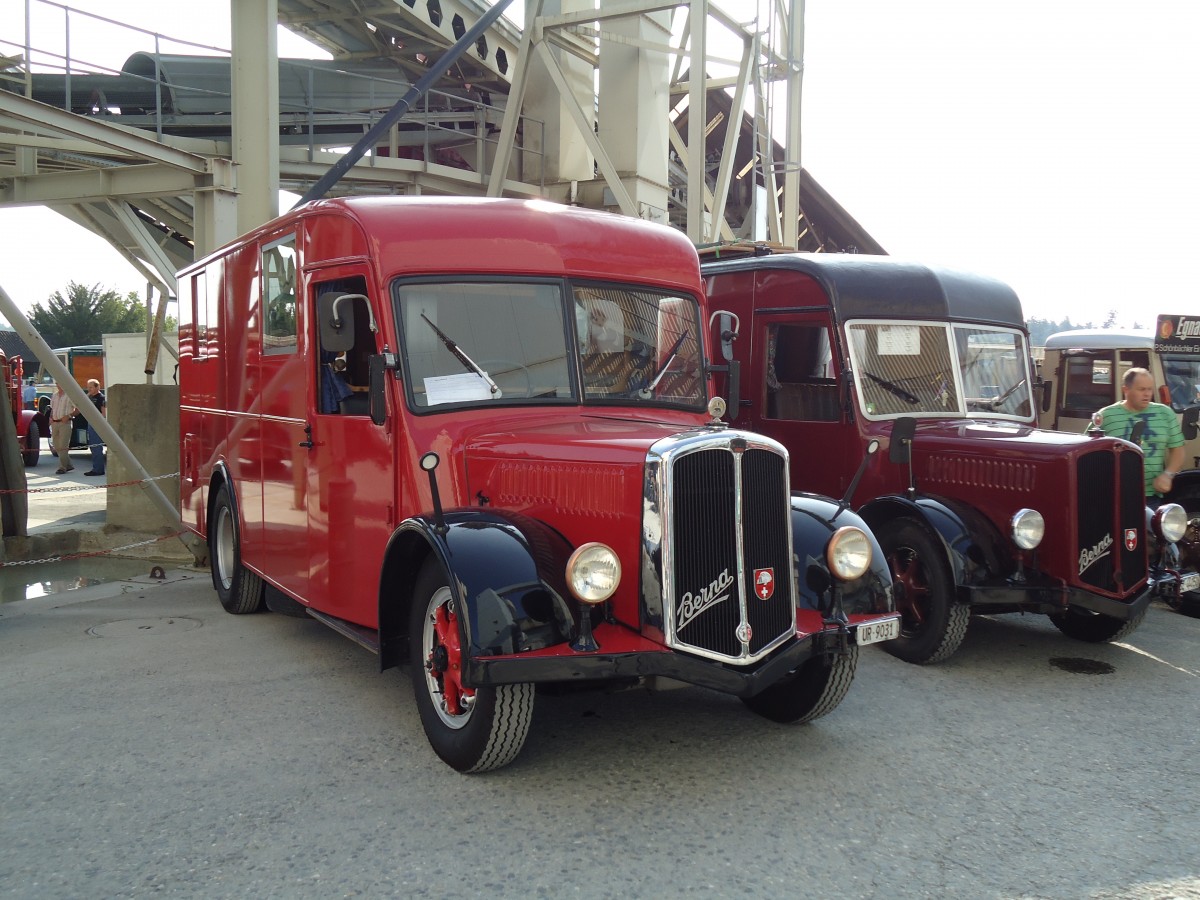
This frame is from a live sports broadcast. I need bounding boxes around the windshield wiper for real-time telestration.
[638,331,689,399]
[421,313,501,397]
[863,371,919,405]
[967,379,1028,411]
[990,378,1026,408]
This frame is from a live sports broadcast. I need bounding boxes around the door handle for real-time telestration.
[299,423,314,449]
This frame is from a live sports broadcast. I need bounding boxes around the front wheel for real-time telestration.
[741,645,859,723]
[876,518,970,664]
[1049,605,1146,642]
[209,484,265,614]
[409,560,534,773]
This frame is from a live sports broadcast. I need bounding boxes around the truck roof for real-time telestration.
[183,196,702,291]
[1042,328,1155,350]
[701,251,1025,329]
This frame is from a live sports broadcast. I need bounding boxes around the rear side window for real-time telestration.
[263,236,297,355]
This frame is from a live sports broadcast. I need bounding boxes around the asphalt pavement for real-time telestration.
[1,570,1198,899]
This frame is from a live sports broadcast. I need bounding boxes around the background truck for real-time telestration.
[178,197,899,772]
[701,248,1180,662]
[1,350,41,467]
[32,344,104,450]
[1039,316,1200,613]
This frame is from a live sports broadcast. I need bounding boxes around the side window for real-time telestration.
[1061,355,1114,415]
[765,323,840,421]
[263,236,297,355]
[313,276,375,415]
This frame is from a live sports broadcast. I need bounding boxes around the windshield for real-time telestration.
[1161,354,1200,411]
[845,320,1033,420]
[396,279,705,410]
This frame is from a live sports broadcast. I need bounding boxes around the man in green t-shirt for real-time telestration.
[1088,367,1185,502]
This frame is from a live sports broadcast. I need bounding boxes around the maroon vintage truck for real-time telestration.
[701,248,1189,663]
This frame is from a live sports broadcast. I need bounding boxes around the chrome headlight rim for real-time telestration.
[566,541,621,604]
[826,525,872,582]
[1153,503,1188,544]
[1010,507,1045,551]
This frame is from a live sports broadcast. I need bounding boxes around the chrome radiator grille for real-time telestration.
[651,431,796,665]
[1075,444,1147,595]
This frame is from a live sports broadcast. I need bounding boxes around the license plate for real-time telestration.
[856,616,901,646]
[1181,572,1200,594]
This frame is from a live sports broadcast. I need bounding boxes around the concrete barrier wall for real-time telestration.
[107,384,180,532]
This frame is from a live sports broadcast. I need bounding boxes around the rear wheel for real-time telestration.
[741,645,858,723]
[409,559,534,772]
[877,518,970,664]
[209,484,265,614]
[1049,605,1147,642]
[22,420,40,467]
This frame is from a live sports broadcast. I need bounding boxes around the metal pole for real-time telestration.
[295,0,517,205]
[0,283,205,561]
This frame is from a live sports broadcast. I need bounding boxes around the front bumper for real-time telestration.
[465,616,896,697]
[958,575,1153,621]
[1148,567,1200,604]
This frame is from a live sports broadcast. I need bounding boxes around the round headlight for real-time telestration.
[1154,503,1188,544]
[826,526,872,581]
[566,542,621,604]
[1011,508,1045,550]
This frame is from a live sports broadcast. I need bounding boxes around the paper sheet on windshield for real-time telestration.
[424,372,493,405]
[878,325,920,355]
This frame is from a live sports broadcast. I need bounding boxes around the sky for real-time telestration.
[2,0,1197,330]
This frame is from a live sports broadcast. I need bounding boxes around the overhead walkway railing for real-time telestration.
[4,0,544,192]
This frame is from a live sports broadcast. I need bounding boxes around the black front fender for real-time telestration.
[859,494,1008,589]
[790,493,894,616]
[393,510,579,662]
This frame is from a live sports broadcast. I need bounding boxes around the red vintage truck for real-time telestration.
[701,248,1184,663]
[177,198,898,772]
[2,351,43,467]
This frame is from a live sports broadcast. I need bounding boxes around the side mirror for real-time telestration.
[1183,405,1199,442]
[889,416,916,464]
[1038,379,1052,413]
[706,310,741,419]
[369,352,396,426]
[318,293,358,352]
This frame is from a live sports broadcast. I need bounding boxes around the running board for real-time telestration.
[307,608,381,654]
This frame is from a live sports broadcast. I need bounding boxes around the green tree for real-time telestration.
[29,282,147,347]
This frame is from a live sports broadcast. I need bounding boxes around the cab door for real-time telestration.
[749,312,859,497]
[304,267,395,626]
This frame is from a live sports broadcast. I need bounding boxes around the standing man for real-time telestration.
[1089,367,1185,504]
[83,379,106,477]
[22,377,36,410]
[48,383,77,475]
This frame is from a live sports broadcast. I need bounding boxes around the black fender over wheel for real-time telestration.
[1049,605,1147,642]
[22,420,40,467]
[209,484,265,614]
[409,558,534,773]
[741,645,858,723]
[876,518,970,664]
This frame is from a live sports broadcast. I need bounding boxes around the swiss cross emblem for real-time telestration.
[1125,529,1138,551]
[754,567,775,600]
